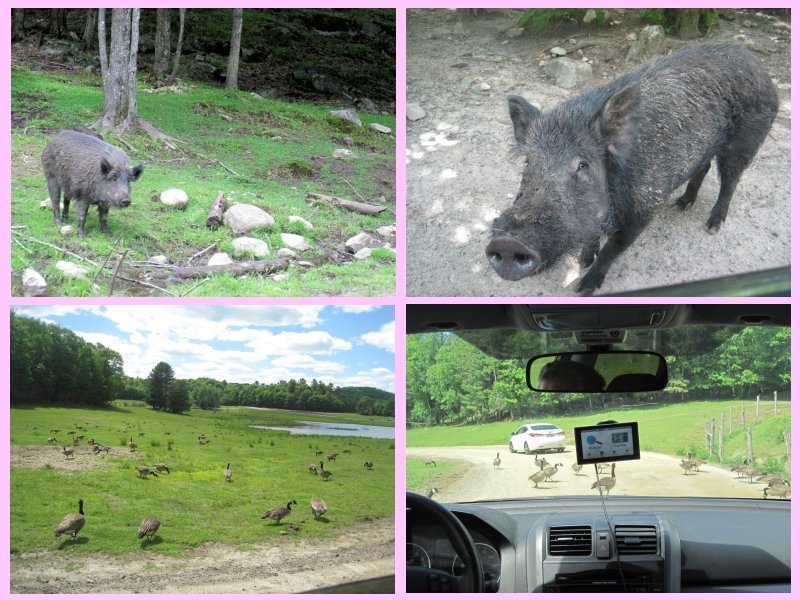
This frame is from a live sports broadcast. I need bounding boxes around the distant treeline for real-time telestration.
[408,325,790,426]
[10,312,394,416]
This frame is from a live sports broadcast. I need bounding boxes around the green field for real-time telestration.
[11,68,395,297]
[11,405,394,556]
[407,400,789,475]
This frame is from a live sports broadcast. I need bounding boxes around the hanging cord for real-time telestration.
[593,463,627,593]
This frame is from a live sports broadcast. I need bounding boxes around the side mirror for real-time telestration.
[526,351,667,393]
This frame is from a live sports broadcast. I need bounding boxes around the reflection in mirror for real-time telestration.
[526,351,667,393]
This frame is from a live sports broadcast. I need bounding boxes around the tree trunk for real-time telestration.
[167,8,186,85]
[11,9,25,42]
[49,9,66,38]
[94,8,135,132]
[153,9,171,87]
[98,9,108,78]
[225,9,243,90]
[672,9,702,40]
[205,192,227,229]
[81,9,97,51]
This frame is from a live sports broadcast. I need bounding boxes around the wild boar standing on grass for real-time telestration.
[42,130,144,237]
[486,44,779,295]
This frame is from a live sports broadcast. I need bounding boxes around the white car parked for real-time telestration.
[509,422,566,454]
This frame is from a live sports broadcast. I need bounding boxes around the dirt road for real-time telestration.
[406,9,791,296]
[407,445,774,502]
[11,518,393,594]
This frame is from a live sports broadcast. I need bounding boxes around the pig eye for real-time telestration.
[577,160,590,171]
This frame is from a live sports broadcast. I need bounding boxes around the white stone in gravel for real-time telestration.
[288,215,314,229]
[407,103,426,121]
[370,123,392,134]
[55,261,88,279]
[333,148,356,159]
[277,248,298,259]
[232,237,269,258]
[376,225,396,237]
[208,252,233,266]
[22,268,46,288]
[160,188,189,209]
[223,204,275,235]
[550,46,567,56]
[149,255,168,265]
[281,233,313,251]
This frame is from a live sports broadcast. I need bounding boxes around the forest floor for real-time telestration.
[406,9,790,296]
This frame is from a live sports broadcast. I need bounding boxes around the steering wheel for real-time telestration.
[406,491,484,593]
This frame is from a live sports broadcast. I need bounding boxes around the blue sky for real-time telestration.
[12,305,395,392]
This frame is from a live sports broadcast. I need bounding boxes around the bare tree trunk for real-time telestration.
[167,8,186,85]
[81,9,97,51]
[225,9,243,90]
[153,9,171,87]
[98,9,108,78]
[49,9,66,38]
[120,9,141,132]
[94,8,134,132]
[11,9,26,42]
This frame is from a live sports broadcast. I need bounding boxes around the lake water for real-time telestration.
[250,420,394,439]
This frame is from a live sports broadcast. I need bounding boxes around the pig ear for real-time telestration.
[508,96,541,145]
[598,83,640,158]
[100,158,113,177]
[131,163,145,182]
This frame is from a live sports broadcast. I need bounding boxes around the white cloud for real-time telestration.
[270,354,346,375]
[360,321,395,353]
[334,367,395,393]
[340,306,380,314]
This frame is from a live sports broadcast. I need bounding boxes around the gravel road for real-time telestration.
[407,445,775,502]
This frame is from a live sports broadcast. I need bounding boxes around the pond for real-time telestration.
[250,420,394,439]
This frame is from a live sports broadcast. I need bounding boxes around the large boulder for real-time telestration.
[223,204,275,235]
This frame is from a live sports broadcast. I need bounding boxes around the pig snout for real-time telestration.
[120,197,131,207]
[485,236,540,281]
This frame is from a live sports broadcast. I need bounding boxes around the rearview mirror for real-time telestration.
[526,351,667,393]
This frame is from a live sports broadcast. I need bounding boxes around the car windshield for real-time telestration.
[407,321,790,502]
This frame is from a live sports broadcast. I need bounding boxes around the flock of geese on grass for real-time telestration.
[50,425,378,545]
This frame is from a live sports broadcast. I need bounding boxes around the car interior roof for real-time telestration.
[406,304,789,334]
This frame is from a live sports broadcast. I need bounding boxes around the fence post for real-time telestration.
[729,406,733,435]
[718,412,724,462]
[756,395,760,421]
[741,401,745,429]
[774,390,778,415]
[709,418,716,458]
[783,430,791,471]
[746,426,754,464]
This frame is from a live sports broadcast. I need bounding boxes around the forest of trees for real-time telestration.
[10,312,394,416]
[407,325,790,426]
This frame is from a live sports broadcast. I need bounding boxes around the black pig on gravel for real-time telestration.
[42,130,144,237]
[486,44,778,295]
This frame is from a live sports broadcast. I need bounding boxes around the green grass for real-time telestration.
[407,400,789,475]
[11,67,395,297]
[11,405,394,557]
[406,458,460,496]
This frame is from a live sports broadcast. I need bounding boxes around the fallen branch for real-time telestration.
[147,258,291,280]
[188,242,218,264]
[109,249,129,296]
[306,192,386,216]
[205,192,227,229]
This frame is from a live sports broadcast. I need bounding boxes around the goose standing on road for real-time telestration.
[591,463,616,494]
[493,452,501,470]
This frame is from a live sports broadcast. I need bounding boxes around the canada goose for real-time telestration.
[138,432,146,437]
[571,463,583,475]
[363,460,374,470]
[307,463,318,474]
[319,462,333,481]
[137,516,160,541]
[315,450,324,456]
[591,463,617,494]
[262,499,297,524]
[743,466,763,483]
[50,428,61,433]
[326,453,338,462]
[153,463,170,474]
[311,498,328,519]
[427,487,439,498]
[102,446,112,454]
[61,446,74,460]
[425,460,437,467]
[67,431,76,436]
[763,482,790,499]
[533,454,551,469]
[128,438,137,452]
[224,463,232,482]
[731,459,750,477]
[55,499,85,541]
[686,453,705,472]
[597,462,612,474]
[493,453,501,470]
[343,448,351,454]
[48,437,58,444]
[528,465,547,488]
[680,460,694,475]
[542,463,563,482]
[136,466,159,478]
[756,474,783,486]
[92,444,102,454]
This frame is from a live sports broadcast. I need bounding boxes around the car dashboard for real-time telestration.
[407,496,790,593]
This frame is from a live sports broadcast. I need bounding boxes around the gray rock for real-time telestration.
[583,9,608,23]
[149,255,168,265]
[329,108,362,126]
[550,46,567,57]
[506,27,524,38]
[277,248,298,259]
[22,268,46,289]
[545,57,592,89]
[296,261,313,268]
[160,188,189,209]
[55,261,88,279]
[333,148,356,159]
[232,237,269,258]
[407,103,427,121]
[208,252,233,266]
[345,232,381,254]
[626,25,666,63]
[354,247,374,260]
[370,123,393,134]
[288,215,314,230]
[60,225,74,236]
[376,225,396,237]
[223,204,275,235]
[281,233,313,251]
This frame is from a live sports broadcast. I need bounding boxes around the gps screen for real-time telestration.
[574,422,640,464]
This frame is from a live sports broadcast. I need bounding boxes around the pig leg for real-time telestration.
[704,153,750,234]
[578,238,600,268]
[97,204,111,236]
[673,161,711,211]
[576,221,648,296]
[75,201,90,238]
[61,195,71,220]
[46,179,62,225]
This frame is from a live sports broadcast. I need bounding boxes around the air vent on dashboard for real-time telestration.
[549,525,592,556]
[615,525,658,555]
